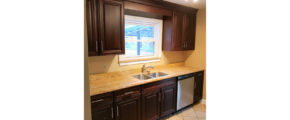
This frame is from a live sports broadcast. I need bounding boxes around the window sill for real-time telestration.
[119,59,161,66]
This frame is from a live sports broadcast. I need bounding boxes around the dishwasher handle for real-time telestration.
[177,73,194,80]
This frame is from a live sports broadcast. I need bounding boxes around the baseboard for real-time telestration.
[201,99,206,105]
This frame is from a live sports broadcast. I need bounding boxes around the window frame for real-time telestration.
[119,15,163,66]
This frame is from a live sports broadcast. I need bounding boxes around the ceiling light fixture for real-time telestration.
[193,0,198,2]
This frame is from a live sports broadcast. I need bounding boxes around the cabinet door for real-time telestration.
[142,90,161,120]
[172,11,186,51]
[160,85,176,117]
[185,14,196,50]
[99,0,125,55]
[194,74,204,103]
[115,97,141,120]
[86,0,99,56]
[92,105,114,120]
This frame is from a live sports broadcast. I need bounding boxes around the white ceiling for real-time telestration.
[163,0,206,9]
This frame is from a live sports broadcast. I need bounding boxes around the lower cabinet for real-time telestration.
[160,85,176,117]
[194,71,204,103]
[91,77,179,120]
[141,77,177,120]
[142,89,161,120]
[91,92,114,120]
[92,104,114,120]
[114,86,141,120]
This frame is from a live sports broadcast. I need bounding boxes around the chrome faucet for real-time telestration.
[142,63,154,74]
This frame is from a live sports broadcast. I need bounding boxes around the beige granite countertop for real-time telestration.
[89,62,204,96]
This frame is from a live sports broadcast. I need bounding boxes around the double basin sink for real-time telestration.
[132,72,168,80]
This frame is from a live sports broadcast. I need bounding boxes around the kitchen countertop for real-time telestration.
[89,62,204,96]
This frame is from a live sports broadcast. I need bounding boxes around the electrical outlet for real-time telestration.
[103,63,107,69]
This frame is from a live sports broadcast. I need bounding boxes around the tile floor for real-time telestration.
[165,103,206,120]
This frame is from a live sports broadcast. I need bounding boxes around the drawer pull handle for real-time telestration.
[124,91,134,95]
[117,106,119,116]
[91,99,103,103]
[101,41,103,51]
[198,74,202,76]
[96,41,98,52]
[111,108,113,118]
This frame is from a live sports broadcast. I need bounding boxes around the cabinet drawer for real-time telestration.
[114,86,141,102]
[195,71,204,78]
[142,77,176,89]
[91,92,113,107]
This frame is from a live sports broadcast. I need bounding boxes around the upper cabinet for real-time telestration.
[172,11,186,51]
[86,0,125,56]
[86,0,198,56]
[99,0,125,55]
[184,14,196,50]
[163,11,197,51]
[86,0,99,56]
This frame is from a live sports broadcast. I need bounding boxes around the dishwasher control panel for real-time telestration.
[177,73,194,80]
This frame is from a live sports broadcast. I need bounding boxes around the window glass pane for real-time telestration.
[125,24,154,40]
[125,41,155,57]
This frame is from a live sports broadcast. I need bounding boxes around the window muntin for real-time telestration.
[119,15,162,65]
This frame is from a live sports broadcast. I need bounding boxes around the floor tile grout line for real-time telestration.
[193,107,199,120]
[195,103,206,120]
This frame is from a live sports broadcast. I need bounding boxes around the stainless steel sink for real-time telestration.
[148,72,168,78]
[132,74,153,80]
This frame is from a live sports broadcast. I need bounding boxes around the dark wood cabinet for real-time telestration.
[98,0,125,55]
[86,0,125,56]
[142,89,160,120]
[194,71,204,103]
[172,11,186,51]
[141,77,176,120]
[163,11,197,51]
[91,92,114,120]
[86,0,198,56]
[114,86,141,120]
[184,14,196,50]
[92,104,114,120]
[160,85,176,117]
[86,0,99,56]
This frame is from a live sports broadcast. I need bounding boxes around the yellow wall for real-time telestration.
[184,8,206,100]
[88,51,185,74]
[84,0,92,119]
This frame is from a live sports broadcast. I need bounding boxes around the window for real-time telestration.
[119,15,163,66]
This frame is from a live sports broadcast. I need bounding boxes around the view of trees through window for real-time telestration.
[125,24,155,57]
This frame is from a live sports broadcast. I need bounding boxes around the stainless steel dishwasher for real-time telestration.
[176,73,194,110]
